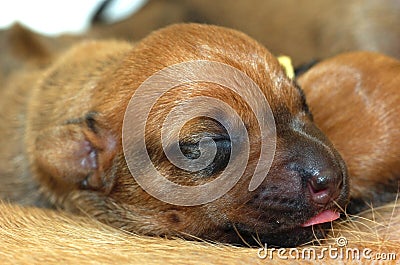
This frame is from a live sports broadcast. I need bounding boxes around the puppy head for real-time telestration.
[30,24,348,247]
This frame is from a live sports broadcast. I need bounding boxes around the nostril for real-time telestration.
[289,161,343,205]
[308,183,330,205]
[309,174,330,193]
[307,172,339,205]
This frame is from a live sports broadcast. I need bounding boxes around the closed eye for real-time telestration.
[179,136,231,176]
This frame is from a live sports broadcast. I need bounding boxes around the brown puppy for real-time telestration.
[0,23,348,247]
[298,51,400,213]
[2,51,400,264]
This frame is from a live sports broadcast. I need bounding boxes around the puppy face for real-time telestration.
[27,24,348,247]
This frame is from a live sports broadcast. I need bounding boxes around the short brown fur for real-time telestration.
[0,24,348,247]
[298,51,400,213]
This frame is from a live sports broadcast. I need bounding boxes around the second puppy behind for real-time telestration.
[298,51,400,213]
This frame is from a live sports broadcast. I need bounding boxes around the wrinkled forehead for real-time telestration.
[144,82,261,135]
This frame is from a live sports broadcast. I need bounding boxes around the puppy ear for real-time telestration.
[34,114,117,192]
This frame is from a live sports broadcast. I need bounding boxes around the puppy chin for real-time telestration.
[208,222,329,247]
[215,209,340,247]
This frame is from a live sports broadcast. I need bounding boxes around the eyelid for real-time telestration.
[179,137,231,162]
[179,133,231,146]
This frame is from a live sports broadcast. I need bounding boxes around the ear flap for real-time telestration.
[34,120,117,193]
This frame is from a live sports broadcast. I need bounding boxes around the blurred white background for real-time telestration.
[0,0,145,35]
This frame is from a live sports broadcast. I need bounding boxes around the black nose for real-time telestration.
[307,170,341,205]
[288,160,343,205]
[282,123,347,207]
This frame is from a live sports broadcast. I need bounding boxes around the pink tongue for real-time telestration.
[301,210,340,227]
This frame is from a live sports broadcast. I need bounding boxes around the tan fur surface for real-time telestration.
[0,202,398,264]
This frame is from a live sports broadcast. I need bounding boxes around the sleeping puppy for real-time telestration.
[2,50,400,264]
[0,23,348,247]
[298,51,400,213]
